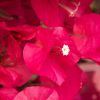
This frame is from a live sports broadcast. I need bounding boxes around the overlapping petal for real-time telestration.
[0,88,18,100]
[72,13,100,64]
[6,25,37,40]
[14,86,59,100]
[0,0,39,26]
[31,0,64,26]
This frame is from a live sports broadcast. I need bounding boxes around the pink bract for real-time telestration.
[14,86,59,100]
[31,0,64,26]
[0,88,18,100]
[72,13,100,64]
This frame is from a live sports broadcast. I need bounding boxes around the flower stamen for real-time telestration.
[59,2,80,17]
[62,44,70,56]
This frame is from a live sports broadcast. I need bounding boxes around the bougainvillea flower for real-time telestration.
[72,13,100,64]
[14,86,59,100]
[23,26,82,99]
[23,26,80,83]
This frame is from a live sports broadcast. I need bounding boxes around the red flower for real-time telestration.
[23,26,82,99]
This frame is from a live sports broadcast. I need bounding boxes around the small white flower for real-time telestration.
[62,44,70,56]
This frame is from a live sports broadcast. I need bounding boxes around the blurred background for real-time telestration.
[77,60,100,100]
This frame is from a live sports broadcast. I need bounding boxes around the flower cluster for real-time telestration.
[0,0,100,100]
